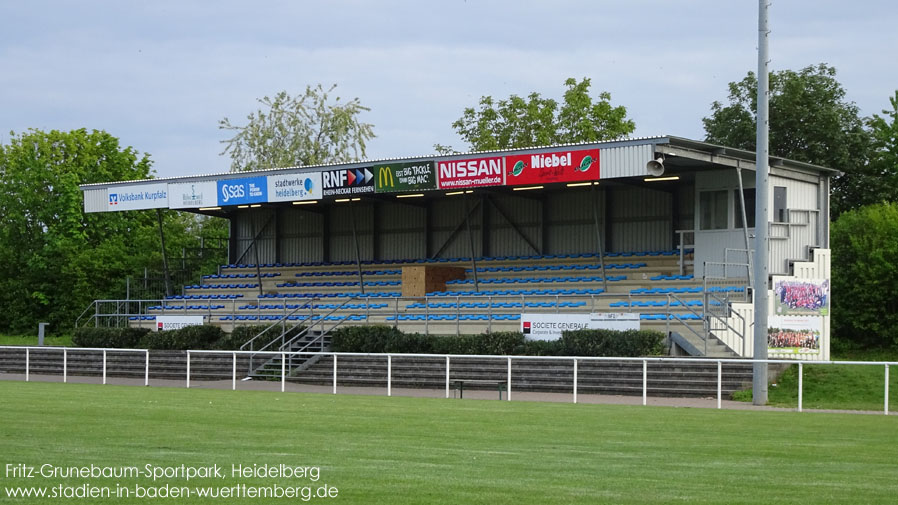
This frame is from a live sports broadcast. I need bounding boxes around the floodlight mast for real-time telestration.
[753,0,770,405]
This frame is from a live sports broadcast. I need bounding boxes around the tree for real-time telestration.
[447,77,635,152]
[0,129,162,332]
[867,90,898,201]
[702,63,873,216]
[219,84,375,172]
[830,202,898,350]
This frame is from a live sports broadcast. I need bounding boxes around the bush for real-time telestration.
[832,203,898,349]
[557,329,665,357]
[72,327,150,348]
[329,326,663,357]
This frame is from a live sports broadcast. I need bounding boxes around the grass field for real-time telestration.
[1,382,896,504]
[0,335,73,347]
[733,350,898,411]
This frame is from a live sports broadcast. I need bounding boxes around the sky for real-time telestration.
[2,1,896,179]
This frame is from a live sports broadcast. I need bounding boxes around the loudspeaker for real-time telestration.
[646,158,665,177]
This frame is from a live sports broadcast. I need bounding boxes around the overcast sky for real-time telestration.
[2,1,896,179]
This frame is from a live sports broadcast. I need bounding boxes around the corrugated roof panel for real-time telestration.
[600,144,655,179]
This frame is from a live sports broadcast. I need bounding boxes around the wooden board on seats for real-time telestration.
[401,266,466,297]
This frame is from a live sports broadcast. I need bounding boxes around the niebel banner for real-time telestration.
[437,156,504,189]
[374,161,436,193]
[505,148,599,185]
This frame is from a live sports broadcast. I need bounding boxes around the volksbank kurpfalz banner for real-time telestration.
[373,161,436,193]
[168,181,218,209]
[505,148,600,185]
[106,182,168,211]
[267,172,322,202]
[217,176,267,206]
[521,312,639,340]
[322,167,375,197]
[437,156,504,189]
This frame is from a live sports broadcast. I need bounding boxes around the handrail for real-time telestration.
[74,300,99,328]
[705,292,748,356]
[239,297,320,352]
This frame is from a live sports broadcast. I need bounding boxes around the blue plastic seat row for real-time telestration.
[258,292,402,299]
[128,316,157,321]
[426,288,604,297]
[630,287,704,295]
[295,270,401,278]
[166,294,243,300]
[447,275,625,285]
[186,283,259,290]
[465,263,647,274]
[147,304,226,311]
[639,313,703,321]
[218,314,369,322]
[649,274,695,281]
[385,314,522,322]
[610,300,704,308]
[203,273,280,279]
[276,280,401,288]
[706,286,746,293]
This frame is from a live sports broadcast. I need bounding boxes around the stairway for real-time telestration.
[248,331,332,379]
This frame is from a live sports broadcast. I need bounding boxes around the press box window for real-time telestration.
[734,188,756,228]
[699,190,728,230]
[773,186,788,222]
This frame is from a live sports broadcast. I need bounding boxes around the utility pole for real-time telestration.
[753,0,770,406]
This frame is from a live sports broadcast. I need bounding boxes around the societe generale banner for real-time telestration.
[505,148,600,186]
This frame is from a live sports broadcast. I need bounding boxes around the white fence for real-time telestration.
[0,346,892,415]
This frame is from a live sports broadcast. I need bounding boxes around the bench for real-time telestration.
[450,379,507,400]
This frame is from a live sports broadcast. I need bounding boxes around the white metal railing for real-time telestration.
[0,346,893,415]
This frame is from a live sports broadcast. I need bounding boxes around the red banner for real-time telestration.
[505,148,600,185]
[437,156,504,189]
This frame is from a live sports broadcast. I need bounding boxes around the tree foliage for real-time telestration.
[219,84,375,172]
[867,90,898,201]
[831,202,898,349]
[702,64,875,216]
[0,129,224,334]
[448,77,635,152]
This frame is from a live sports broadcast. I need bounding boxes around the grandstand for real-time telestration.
[79,135,835,365]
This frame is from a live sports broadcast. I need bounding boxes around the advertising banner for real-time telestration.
[217,176,267,206]
[155,316,205,331]
[773,277,830,316]
[168,182,218,209]
[505,148,600,186]
[373,161,436,193]
[267,172,322,202]
[767,315,822,354]
[106,183,169,211]
[521,312,639,341]
[322,167,375,197]
[437,156,504,189]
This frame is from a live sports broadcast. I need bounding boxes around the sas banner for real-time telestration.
[217,176,267,206]
[267,172,322,202]
[106,183,169,211]
[437,156,504,189]
[505,148,600,186]
[374,161,436,193]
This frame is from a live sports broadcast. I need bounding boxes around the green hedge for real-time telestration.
[330,326,664,357]
[74,324,307,350]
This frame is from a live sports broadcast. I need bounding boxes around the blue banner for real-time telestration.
[217,176,267,206]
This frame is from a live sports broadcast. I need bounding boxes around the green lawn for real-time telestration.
[0,334,73,347]
[733,350,898,411]
[1,382,896,504]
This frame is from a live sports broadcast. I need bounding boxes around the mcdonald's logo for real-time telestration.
[378,166,395,188]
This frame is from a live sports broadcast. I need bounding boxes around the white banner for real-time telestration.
[155,316,205,331]
[106,183,168,211]
[267,172,323,202]
[521,312,640,340]
[168,182,218,209]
